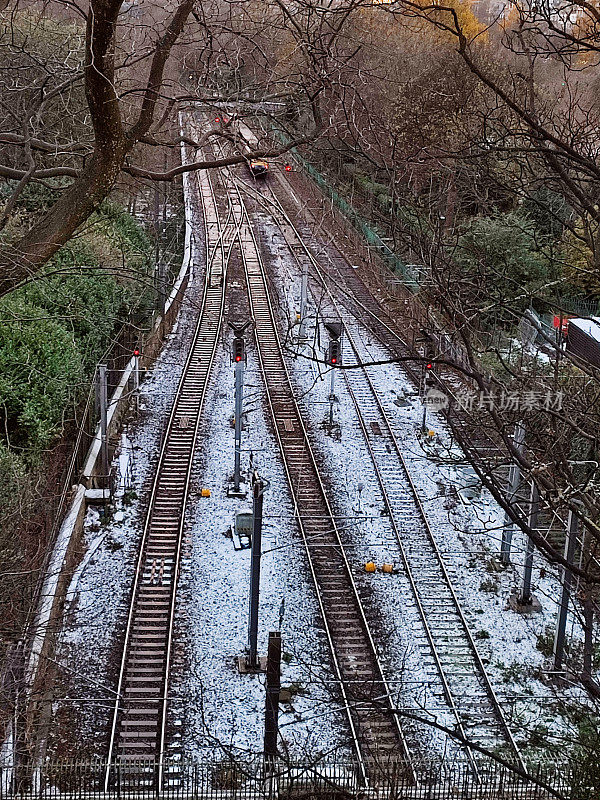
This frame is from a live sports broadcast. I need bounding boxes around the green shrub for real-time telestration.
[0,299,83,453]
[0,443,27,528]
[20,267,129,371]
[454,211,557,314]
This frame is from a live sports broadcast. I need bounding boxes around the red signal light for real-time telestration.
[285,163,292,172]
[327,340,341,366]
[133,348,140,357]
[215,117,221,123]
[426,362,433,369]
[233,337,245,363]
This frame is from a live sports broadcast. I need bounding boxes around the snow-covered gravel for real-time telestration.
[168,343,349,759]
[51,292,204,756]
[49,185,593,766]
[253,209,590,759]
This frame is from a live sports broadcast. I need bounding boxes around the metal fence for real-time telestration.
[270,131,419,293]
[0,758,580,800]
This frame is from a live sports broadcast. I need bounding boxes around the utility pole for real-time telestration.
[421,359,434,433]
[263,631,281,760]
[233,340,244,494]
[98,364,109,489]
[240,473,269,673]
[553,509,579,672]
[500,421,526,565]
[518,482,539,606]
[328,363,336,429]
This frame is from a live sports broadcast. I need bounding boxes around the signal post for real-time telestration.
[324,322,342,431]
[228,322,251,498]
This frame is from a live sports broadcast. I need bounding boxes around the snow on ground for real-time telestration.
[350,326,567,741]
[254,210,585,758]
[168,342,349,760]
[51,291,204,756]
[52,275,348,758]
[49,194,590,764]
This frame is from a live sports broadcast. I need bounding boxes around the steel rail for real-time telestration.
[206,138,414,780]
[235,151,498,461]
[105,129,240,788]
[340,325,526,772]
[230,169,525,773]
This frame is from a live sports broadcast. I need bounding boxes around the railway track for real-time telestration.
[228,166,525,773]
[205,135,414,781]
[250,156,501,463]
[341,323,525,772]
[105,127,241,786]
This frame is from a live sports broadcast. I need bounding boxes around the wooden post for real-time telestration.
[263,632,281,759]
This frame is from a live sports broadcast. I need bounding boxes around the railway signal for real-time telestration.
[233,336,245,363]
[421,353,435,432]
[284,163,292,172]
[327,340,341,366]
[229,321,252,497]
[325,323,343,431]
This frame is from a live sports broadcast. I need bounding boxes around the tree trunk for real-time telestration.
[0,148,125,295]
